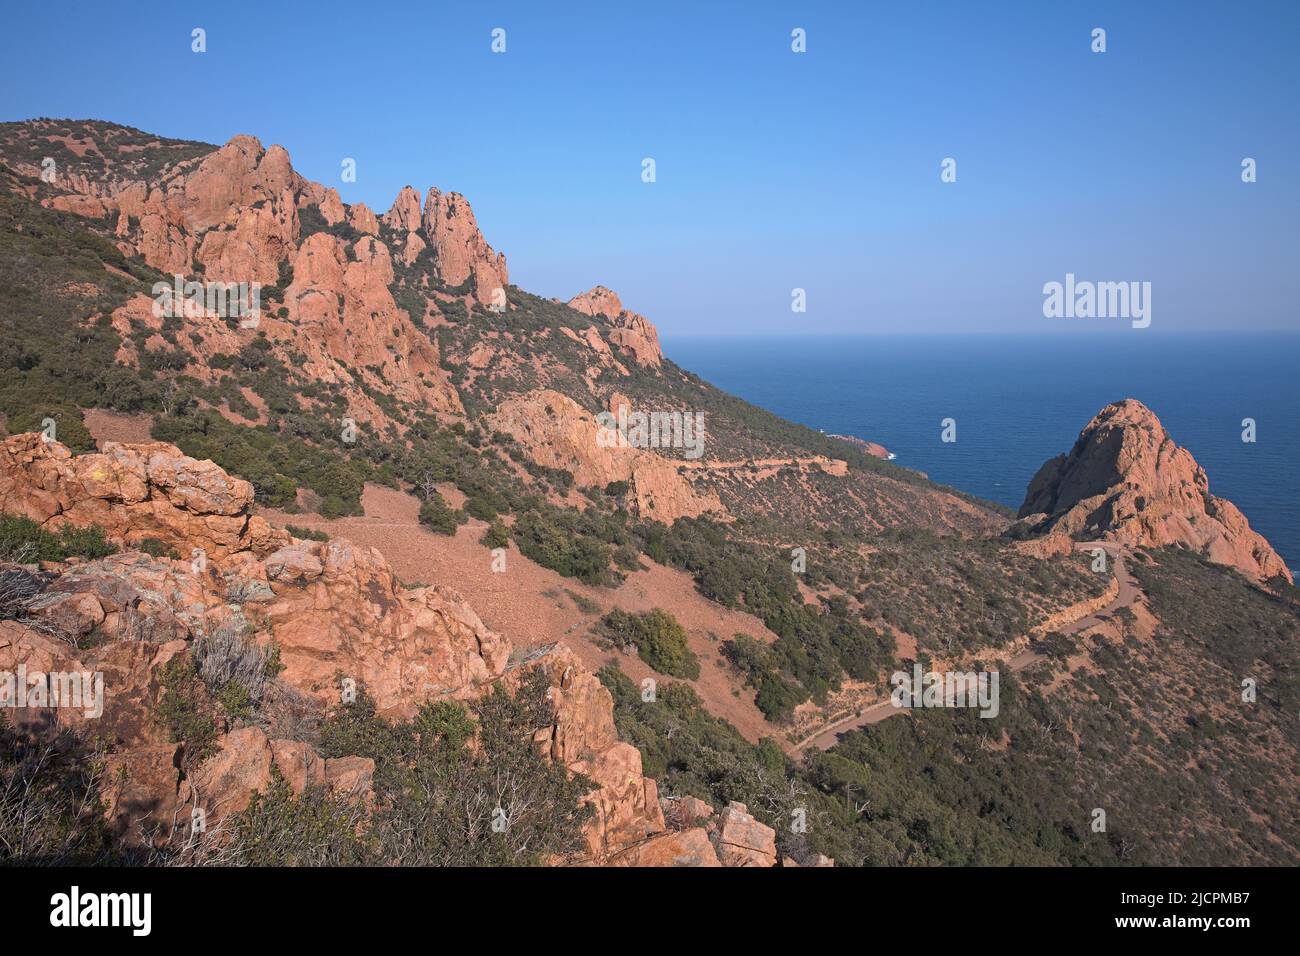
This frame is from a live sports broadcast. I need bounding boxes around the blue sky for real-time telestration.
[2,0,1297,336]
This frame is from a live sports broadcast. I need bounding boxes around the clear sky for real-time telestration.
[2,0,1297,336]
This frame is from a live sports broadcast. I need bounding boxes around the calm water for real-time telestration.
[664,333,1300,572]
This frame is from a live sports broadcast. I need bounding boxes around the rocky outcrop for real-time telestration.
[0,436,722,865]
[379,185,509,304]
[567,286,663,367]
[109,135,301,284]
[829,433,892,460]
[613,828,721,867]
[382,185,423,234]
[709,801,778,867]
[1018,400,1291,582]
[284,232,462,416]
[15,129,469,430]
[0,434,284,559]
[489,389,724,522]
[184,726,373,819]
[422,188,509,303]
[260,539,510,715]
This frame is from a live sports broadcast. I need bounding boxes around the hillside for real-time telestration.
[0,118,1296,867]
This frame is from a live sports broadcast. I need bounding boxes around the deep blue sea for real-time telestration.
[664,333,1300,573]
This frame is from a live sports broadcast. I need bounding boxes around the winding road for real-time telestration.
[795,542,1140,751]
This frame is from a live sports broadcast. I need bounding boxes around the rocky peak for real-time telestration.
[382,184,423,233]
[567,286,663,368]
[568,285,624,322]
[1018,399,1292,582]
[420,186,510,300]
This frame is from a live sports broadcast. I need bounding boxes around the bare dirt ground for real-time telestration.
[84,408,155,447]
[259,483,780,744]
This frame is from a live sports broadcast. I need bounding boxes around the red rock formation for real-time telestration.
[21,134,470,430]
[108,135,302,284]
[421,188,509,303]
[1019,399,1291,582]
[489,389,724,522]
[260,539,510,715]
[567,285,663,367]
[709,801,778,867]
[0,434,284,559]
[382,184,423,234]
[284,232,462,416]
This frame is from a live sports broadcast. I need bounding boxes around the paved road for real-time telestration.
[795,542,1139,751]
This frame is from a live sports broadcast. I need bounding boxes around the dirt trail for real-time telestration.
[794,542,1140,751]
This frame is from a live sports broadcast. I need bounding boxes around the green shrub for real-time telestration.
[307,672,593,865]
[4,409,96,453]
[137,537,178,559]
[0,512,117,563]
[464,495,498,522]
[155,655,218,765]
[601,608,700,679]
[418,492,465,535]
[513,509,613,586]
[480,520,510,550]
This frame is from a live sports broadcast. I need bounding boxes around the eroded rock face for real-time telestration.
[567,285,663,367]
[1019,400,1292,583]
[284,232,462,417]
[489,389,724,522]
[23,133,469,433]
[111,135,302,284]
[422,188,509,303]
[613,827,721,867]
[0,434,284,559]
[710,801,778,867]
[184,726,373,820]
[260,539,510,715]
[379,184,509,304]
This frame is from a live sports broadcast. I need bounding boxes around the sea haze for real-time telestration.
[664,332,1300,572]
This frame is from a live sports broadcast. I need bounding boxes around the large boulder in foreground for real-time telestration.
[0,434,285,559]
[1018,399,1291,583]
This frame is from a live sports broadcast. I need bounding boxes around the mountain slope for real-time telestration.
[1,118,1296,868]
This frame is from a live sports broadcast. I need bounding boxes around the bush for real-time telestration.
[217,767,370,866]
[480,521,510,550]
[418,493,465,535]
[0,512,117,563]
[0,717,112,864]
[601,608,700,679]
[305,672,594,865]
[137,537,178,559]
[464,496,498,522]
[192,622,276,719]
[155,655,218,765]
[4,409,96,453]
[0,565,47,620]
[513,509,613,586]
